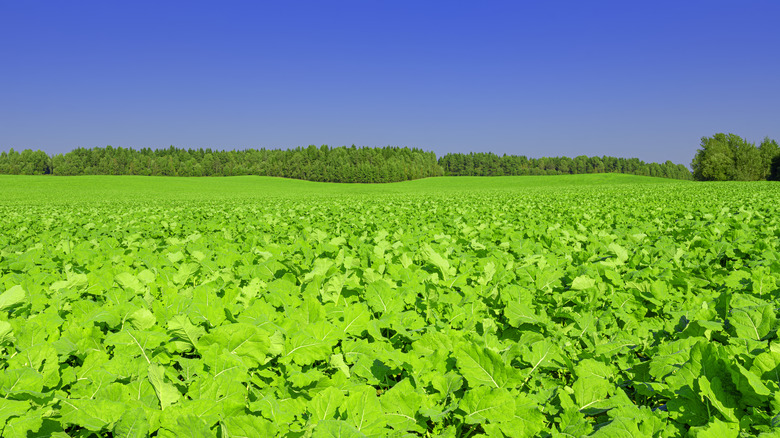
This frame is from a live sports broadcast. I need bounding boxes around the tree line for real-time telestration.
[0,145,443,183]
[438,153,693,180]
[0,144,696,182]
[690,134,780,181]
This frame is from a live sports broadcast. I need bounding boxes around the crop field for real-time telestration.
[0,174,779,437]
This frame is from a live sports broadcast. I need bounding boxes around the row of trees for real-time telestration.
[0,145,696,182]
[690,134,780,181]
[438,153,693,180]
[0,145,443,183]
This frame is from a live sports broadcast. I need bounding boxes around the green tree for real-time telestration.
[691,134,737,181]
[770,155,780,181]
[691,133,777,181]
[758,137,780,180]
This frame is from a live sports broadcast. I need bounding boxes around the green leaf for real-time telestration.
[345,386,386,436]
[113,406,149,438]
[421,244,452,280]
[115,272,143,292]
[751,350,780,381]
[380,379,423,432]
[167,314,204,351]
[2,410,45,438]
[308,386,346,424]
[571,375,613,414]
[0,320,14,345]
[728,362,771,405]
[521,339,562,381]
[221,415,277,438]
[59,398,126,431]
[505,300,548,328]
[0,285,25,311]
[571,275,596,290]
[455,343,512,389]
[283,331,332,366]
[497,393,545,438]
[128,307,156,331]
[0,368,44,397]
[330,353,351,378]
[459,387,515,424]
[698,376,738,423]
[0,399,30,428]
[364,280,404,315]
[158,414,213,438]
[608,242,629,264]
[591,416,642,437]
[198,323,270,367]
[730,303,775,341]
[312,420,366,438]
[688,417,740,438]
[148,363,181,410]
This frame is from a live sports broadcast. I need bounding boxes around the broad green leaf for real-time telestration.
[459,387,515,424]
[608,242,628,264]
[728,362,771,405]
[497,393,545,438]
[104,329,168,363]
[455,343,512,388]
[505,299,548,328]
[698,376,738,423]
[0,285,25,311]
[364,280,404,315]
[571,275,596,290]
[113,406,149,438]
[148,363,181,410]
[0,368,44,396]
[591,416,642,437]
[380,379,423,432]
[0,399,30,427]
[421,244,453,280]
[221,415,277,438]
[345,386,386,435]
[308,386,346,424]
[167,314,204,351]
[115,272,143,292]
[283,330,332,366]
[688,417,739,438]
[312,420,366,438]
[59,398,126,431]
[128,307,156,330]
[0,320,13,345]
[521,339,563,380]
[730,304,775,341]
[7,343,60,389]
[330,353,351,378]
[198,323,270,367]
[158,414,213,438]
[751,350,780,381]
[2,410,45,438]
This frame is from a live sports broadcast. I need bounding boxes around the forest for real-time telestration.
[438,153,692,180]
[0,146,442,183]
[690,134,780,181]
[0,145,696,183]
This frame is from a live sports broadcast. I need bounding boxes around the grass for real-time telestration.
[0,173,688,204]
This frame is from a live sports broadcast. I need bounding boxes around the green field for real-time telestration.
[1,173,680,204]
[1,174,779,437]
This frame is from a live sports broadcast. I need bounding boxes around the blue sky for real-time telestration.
[2,1,778,166]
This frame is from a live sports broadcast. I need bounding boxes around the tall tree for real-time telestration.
[759,137,780,180]
[691,133,778,181]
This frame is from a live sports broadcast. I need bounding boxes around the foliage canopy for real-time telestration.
[691,133,779,181]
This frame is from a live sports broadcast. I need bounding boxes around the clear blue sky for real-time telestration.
[2,1,778,166]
